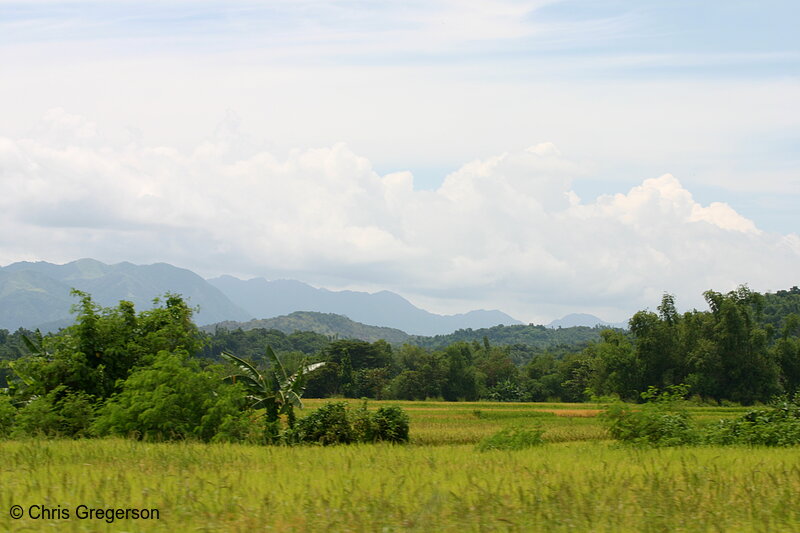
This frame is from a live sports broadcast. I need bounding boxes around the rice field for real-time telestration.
[2,400,798,532]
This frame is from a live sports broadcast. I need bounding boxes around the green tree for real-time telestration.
[775,314,800,393]
[586,329,640,400]
[93,351,252,442]
[700,287,779,403]
[6,291,204,403]
[520,352,563,401]
[387,345,447,400]
[441,343,479,401]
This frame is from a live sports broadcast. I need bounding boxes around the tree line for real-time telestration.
[0,284,798,441]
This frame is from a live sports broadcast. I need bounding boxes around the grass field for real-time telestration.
[2,400,799,532]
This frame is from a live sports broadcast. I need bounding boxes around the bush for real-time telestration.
[12,386,94,438]
[54,388,95,437]
[294,401,354,445]
[0,395,16,438]
[486,379,523,402]
[12,396,59,437]
[602,385,699,447]
[293,401,410,445]
[705,394,800,446]
[350,401,377,443]
[477,426,544,451]
[372,406,410,443]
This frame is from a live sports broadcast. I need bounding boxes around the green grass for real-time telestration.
[1,401,797,532]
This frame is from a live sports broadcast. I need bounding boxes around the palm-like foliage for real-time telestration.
[3,330,48,402]
[221,345,324,442]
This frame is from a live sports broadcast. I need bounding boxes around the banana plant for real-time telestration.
[2,330,48,403]
[21,329,48,358]
[221,345,324,442]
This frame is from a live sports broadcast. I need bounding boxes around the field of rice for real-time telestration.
[2,400,798,532]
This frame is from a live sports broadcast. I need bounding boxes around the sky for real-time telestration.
[0,0,798,324]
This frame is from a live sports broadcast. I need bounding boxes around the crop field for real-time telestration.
[2,401,800,532]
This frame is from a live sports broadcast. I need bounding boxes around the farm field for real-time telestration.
[2,400,799,532]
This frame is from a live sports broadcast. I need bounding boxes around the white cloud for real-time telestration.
[0,111,797,323]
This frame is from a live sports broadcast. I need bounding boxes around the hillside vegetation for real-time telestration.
[205,311,412,344]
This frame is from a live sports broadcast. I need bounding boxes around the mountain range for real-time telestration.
[207,275,522,336]
[0,259,622,336]
[0,259,524,335]
[0,259,250,330]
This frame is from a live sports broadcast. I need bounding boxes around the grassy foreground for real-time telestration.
[2,401,800,532]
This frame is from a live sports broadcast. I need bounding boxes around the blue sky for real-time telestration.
[0,0,798,322]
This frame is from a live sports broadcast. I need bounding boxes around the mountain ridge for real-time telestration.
[206,274,521,336]
[0,259,522,335]
[0,259,251,329]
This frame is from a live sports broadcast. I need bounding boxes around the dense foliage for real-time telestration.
[0,291,414,443]
[415,323,604,352]
[1,284,799,444]
[91,351,253,442]
[297,285,800,406]
[604,386,800,447]
[705,393,800,446]
[585,287,800,404]
[603,385,699,447]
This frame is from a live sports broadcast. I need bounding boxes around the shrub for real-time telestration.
[294,401,354,445]
[486,379,523,402]
[602,385,699,447]
[351,401,378,443]
[372,406,410,443]
[477,426,544,451]
[0,395,16,438]
[53,388,95,437]
[293,401,410,445]
[705,394,800,446]
[12,396,59,437]
[12,386,94,438]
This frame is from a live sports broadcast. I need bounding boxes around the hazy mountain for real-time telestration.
[548,313,626,329]
[0,269,76,330]
[208,275,522,336]
[0,259,251,330]
[204,311,412,344]
[0,259,523,335]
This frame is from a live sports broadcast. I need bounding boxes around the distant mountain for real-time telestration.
[208,275,522,336]
[547,313,626,329]
[0,259,523,335]
[0,259,251,330]
[204,311,412,344]
[0,269,76,331]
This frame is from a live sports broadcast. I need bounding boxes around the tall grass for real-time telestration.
[3,438,800,532]
[0,401,791,532]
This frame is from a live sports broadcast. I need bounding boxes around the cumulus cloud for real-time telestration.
[0,110,797,323]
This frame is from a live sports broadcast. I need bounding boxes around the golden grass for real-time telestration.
[0,400,789,532]
[3,438,800,532]
[550,409,602,417]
